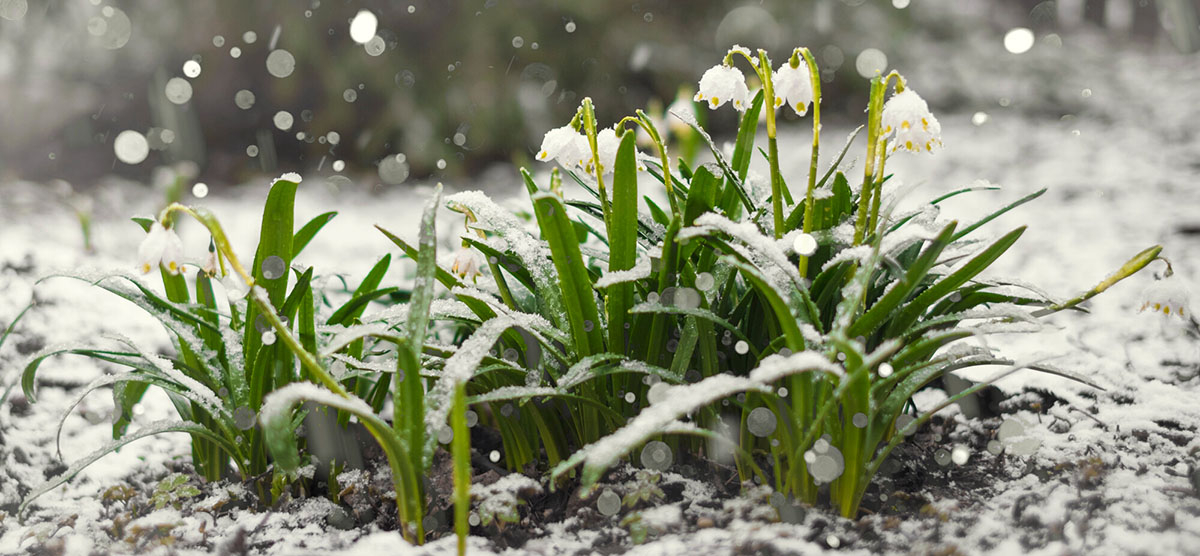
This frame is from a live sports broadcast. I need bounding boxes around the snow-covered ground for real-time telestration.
[2,36,1200,555]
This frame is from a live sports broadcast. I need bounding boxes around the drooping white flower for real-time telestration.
[451,245,483,282]
[536,125,579,164]
[773,62,814,116]
[881,89,942,154]
[536,124,593,171]
[1140,278,1191,318]
[137,221,186,275]
[201,241,219,276]
[593,128,620,174]
[694,64,750,111]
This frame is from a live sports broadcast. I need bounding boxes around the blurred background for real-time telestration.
[0,0,1197,192]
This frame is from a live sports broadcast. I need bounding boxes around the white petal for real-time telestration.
[595,128,620,175]
[161,229,186,275]
[537,125,578,162]
[136,222,168,274]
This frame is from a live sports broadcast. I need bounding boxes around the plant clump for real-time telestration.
[12,42,1166,556]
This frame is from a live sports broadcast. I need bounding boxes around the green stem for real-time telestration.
[757,49,786,239]
[796,48,822,278]
[866,140,888,238]
[581,98,612,235]
[853,78,885,245]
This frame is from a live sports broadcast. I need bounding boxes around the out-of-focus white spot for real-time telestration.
[349,10,378,44]
[273,111,293,131]
[113,130,149,164]
[164,77,193,104]
[855,48,887,78]
[182,60,202,78]
[1004,28,1035,54]
[266,49,296,78]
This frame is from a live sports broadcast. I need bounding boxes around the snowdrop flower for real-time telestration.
[880,89,942,154]
[773,62,813,116]
[451,245,483,282]
[1140,278,1190,318]
[201,241,219,277]
[694,64,750,111]
[536,125,579,164]
[593,128,620,174]
[137,221,185,275]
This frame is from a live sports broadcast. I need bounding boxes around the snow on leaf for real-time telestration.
[595,257,652,289]
[680,212,802,290]
[444,191,567,329]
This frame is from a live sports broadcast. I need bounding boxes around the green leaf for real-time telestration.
[399,183,441,477]
[532,193,604,356]
[683,165,719,227]
[951,188,1045,242]
[376,224,465,291]
[606,130,640,355]
[327,254,392,325]
[292,211,338,258]
[886,226,1025,336]
[846,222,957,340]
[244,176,298,375]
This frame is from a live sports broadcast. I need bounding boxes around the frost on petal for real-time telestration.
[773,63,813,116]
[536,125,578,163]
[136,222,169,274]
[695,64,748,111]
[881,89,943,154]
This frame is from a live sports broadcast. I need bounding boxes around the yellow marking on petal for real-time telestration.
[906,140,913,150]
[901,121,911,130]
[710,97,719,108]
[884,125,892,133]
[141,263,152,274]
[1163,306,1170,315]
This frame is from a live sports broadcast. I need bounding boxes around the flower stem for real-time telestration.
[866,139,888,238]
[756,49,787,239]
[853,77,886,245]
[635,111,680,217]
[797,47,822,278]
[580,98,612,235]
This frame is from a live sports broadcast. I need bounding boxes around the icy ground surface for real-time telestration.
[3,45,1200,555]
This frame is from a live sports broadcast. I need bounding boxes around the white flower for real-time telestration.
[880,89,942,154]
[137,221,185,275]
[773,62,813,116]
[536,125,592,171]
[694,64,750,111]
[201,242,219,276]
[451,245,483,282]
[536,125,579,163]
[593,128,620,174]
[1140,278,1190,318]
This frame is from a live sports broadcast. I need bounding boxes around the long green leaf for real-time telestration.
[292,211,338,258]
[846,222,957,340]
[606,130,640,355]
[886,226,1025,336]
[532,193,604,356]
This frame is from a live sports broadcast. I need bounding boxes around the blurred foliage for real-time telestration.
[0,0,1189,187]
